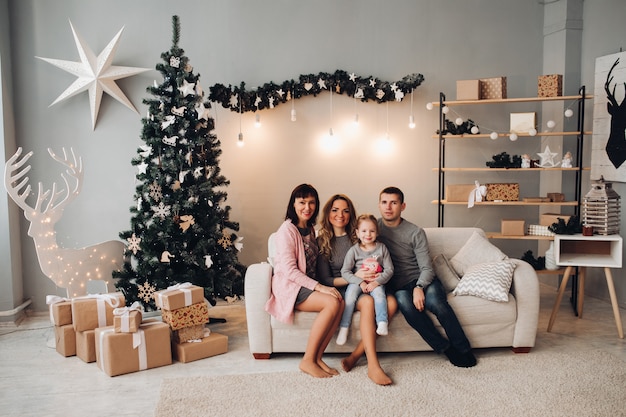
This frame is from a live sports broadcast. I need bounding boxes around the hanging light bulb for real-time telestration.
[255,113,261,128]
[237,132,244,147]
[408,89,416,128]
[290,88,297,121]
[329,88,334,135]
[353,94,359,126]
[237,94,244,146]
[329,127,334,136]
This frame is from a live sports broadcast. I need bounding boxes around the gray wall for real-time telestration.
[2,0,625,311]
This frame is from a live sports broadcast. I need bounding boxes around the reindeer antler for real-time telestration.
[605,58,622,108]
[4,147,41,216]
[45,148,84,213]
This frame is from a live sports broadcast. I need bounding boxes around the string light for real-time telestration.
[408,89,416,129]
[291,89,297,121]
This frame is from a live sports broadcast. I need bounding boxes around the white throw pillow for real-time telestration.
[432,254,460,293]
[453,260,516,302]
[450,231,507,276]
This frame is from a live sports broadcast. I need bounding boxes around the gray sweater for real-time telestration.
[340,242,394,286]
[377,218,435,291]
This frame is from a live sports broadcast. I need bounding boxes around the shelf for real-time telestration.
[433,167,589,172]
[555,234,623,268]
[433,200,579,206]
[486,233,554,240]
[432,131,592,139]
[430,94,593,106]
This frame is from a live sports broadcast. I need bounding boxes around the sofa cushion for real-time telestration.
[450,231,507,276]
[432,254,460,292]
[453,260,516,302]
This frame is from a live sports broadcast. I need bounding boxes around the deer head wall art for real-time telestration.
[4,147,126,298]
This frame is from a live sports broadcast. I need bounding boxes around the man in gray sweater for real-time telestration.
[377,186,476,367]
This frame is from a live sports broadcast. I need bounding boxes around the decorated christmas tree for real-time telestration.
[114,16,245,309]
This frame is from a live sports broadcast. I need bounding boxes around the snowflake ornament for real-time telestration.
[152,202,171,220]
[127,233,141,255]
[218,230,232,249]
[149,182,162,201]
[137,281,156,303]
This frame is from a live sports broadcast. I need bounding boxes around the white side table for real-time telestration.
[547,234,624,339]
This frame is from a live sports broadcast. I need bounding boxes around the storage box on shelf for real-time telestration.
[430,87,592,244]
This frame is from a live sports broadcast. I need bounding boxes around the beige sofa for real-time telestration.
[244,227,539,359]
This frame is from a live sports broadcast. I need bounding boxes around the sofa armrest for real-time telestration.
[509,259,540,350]
[244,262,274,358]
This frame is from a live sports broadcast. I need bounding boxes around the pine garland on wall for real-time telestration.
[114,16,245,309]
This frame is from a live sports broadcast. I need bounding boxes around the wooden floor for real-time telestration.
[0,283,624,417]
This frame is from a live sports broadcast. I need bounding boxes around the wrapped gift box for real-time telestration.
[161,301,209,330]
[174,323,206,343]
[95,322,172,377]
[480,77,507,99]
[154,283,204,311]
[71,292,125,332]
[538,74,563,97]
[540,213,572,227]
[501,219,525,236]
[485,183,519,201]
[510,112,536,133]
[113,303,143,333]
[547,192,565,202]
[76,329,96,363]
[54,324,76,357]
[445,184,476,203]
[456,80,480,100]
[172,332,228,363]
[48,298,72,326]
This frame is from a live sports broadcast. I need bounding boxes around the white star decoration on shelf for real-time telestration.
[36,21,150,130]
[537,145,559,167]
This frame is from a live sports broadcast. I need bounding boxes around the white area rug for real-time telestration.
[155,349,626,417]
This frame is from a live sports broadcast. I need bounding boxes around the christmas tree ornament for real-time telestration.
[161,251,175,263]
[36,21,149,130]
[537,146,559,167]
[137,281,156,303]
[127,233,142,255]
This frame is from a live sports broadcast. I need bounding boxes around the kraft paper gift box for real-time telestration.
[510,112,536,133]
[95,321,172,377]
[485,183,519,201]
[113,302,144,333]
[445,184,476,203]
[161,301,209,330]
[154,283,204,311]
[71,292,125,332]
[172,331,228,363]
[47,295,72,326]
[54,324,76,357]
[76,329,96,363]
[480,76,507,99]
[501,219,525,236]
[538,74,563,97]
[456,80,480,100]
[173,323,206,343]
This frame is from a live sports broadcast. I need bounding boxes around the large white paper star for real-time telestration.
[36,21,150,130]
[537,145,559,167]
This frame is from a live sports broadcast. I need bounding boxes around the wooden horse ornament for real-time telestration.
[4,147,125,297]
[604,58,626,169]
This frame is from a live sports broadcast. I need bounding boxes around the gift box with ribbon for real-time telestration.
[154,282,204,311]
[71,292,125,332]
[113,301,144,333]
[95,321,172,377]
[161,301,209,330]
[485,183,520,201]
[173,323,206,343]
[172,330,228,363]
[54,324,76,357]
[47,295,72,326]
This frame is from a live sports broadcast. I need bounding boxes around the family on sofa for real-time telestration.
[245,184,540,386]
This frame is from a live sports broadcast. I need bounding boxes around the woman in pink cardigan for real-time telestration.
[265,184,344,378]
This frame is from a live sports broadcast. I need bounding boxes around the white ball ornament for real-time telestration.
[490,131,499,140]
[528,128,537,136]
[442,106,449,114]
[471,126,479,134]
[426,102,434,111]
[564,109,574,118]
[509,133,518,141]
[455,117,464,125]
[547,120,556,129]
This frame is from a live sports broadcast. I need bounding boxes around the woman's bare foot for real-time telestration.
[300,360,332,378]
[341,354,358,372]
[317,359,339,375]
[368,366,392,385]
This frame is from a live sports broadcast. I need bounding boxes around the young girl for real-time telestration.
[337,214,393,345]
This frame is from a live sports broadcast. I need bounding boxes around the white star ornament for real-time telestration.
[36,21,150,130]
[537,146,559,167]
